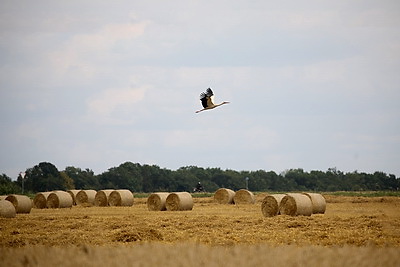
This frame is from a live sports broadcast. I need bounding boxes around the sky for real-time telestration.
[1,0,400,179]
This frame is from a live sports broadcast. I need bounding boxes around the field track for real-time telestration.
[1,195,400,266]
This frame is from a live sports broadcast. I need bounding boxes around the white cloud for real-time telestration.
[86,87,146,124]
[50,21,147,77]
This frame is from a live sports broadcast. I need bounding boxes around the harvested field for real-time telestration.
[1,195,400,266]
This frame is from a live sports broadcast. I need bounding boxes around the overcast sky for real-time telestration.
[1,0,399,179]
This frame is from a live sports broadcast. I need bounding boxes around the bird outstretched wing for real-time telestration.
[199,88,215,108]
[205,88,213,97]
[199,92,208,108]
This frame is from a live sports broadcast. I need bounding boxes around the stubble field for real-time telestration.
[1,194,400,266]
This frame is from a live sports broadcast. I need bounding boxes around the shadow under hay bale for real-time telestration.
[67,190,80,205]
[280,193,313,216]
[261,194,286,217]
[0,199,16,218]
[94,190,114,206]
[33,192,52,209]
[147,192,170,211]
[5,194,32,214]
[47,191,73,208]
[214,188,235,204]
[166,192,193,211]
[109,190,134,207]
[302,192,326,214]
[76,190,97,206]
[233,189,256,204]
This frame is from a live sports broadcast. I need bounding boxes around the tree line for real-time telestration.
[1,161,399,195]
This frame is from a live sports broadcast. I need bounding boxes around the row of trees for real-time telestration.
[1,161,399,195]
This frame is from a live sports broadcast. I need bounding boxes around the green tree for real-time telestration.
[0,174,21,195]
[23,162,64,192]
[64,167,99,189]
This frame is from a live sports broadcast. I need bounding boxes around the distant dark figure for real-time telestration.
[193,182,204,193]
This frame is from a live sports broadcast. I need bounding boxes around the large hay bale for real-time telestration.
[5,194,32,213]
[33,192,52,209]
[279,193,313,216]
[47,191,73,208]
[214,188,235,204]
[76,190,97,206]
[0,195,7,201]
[108,190,134,207]
[166,192,193,211]
[233,189,256,204]
[67,190,80,205]
[261,194,286,217]
[302,192,326,214]
[0,199,16,218]
[94,190,114,206]
[147,192,170,211]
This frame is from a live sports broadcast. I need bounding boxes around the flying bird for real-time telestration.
[195,88,230,113]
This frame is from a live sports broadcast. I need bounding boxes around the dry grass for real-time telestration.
[280,193,313,216]
[1,244,399,267]
[303,192,326,214]
[94,190,113,206]
[147,193,170,211]
[0,195,400,266]
[261,194,286,217]
[214,188,235,204]
[46,191,73,208]
[33,192,52,209]
[165,192,193,211]
[0,200,16,218]
[233,189,255,204]
[76,190,97,206]
[5,195,32,214]
[108,190,134,207]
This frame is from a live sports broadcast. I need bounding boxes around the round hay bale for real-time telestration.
[279,193,313,216]
[33,192,52,209]
[5,194,32,213]
[0,195,7,201]
[302,192,326,214]
[214,188,235,204]
[67,190,80,205]
[166,192,193,211]
[147,192,170,211]
[94,189,114,206]
[47,191,73,208]
[108,190,134,207]
[76,190,97,206]
[261,194,286,217]
[233,189,255,204]
[0,199,16,218]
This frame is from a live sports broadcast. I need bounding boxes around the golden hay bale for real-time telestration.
[279,193,313,216]
[302,192,326,214]
[147,192,170,211]
[67,190,80,205]
[233,189,256,204]
[0,199,16,218]
[108,190,134,207]
[261,194,286,217]
[214,188,235,204]
[0,195,7,201]
[94,190,114,206]
[47,191,73,208]
[33,192,52,209]
[5,194,32,213]
[166,192,193,211]
[76,190,97,205]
